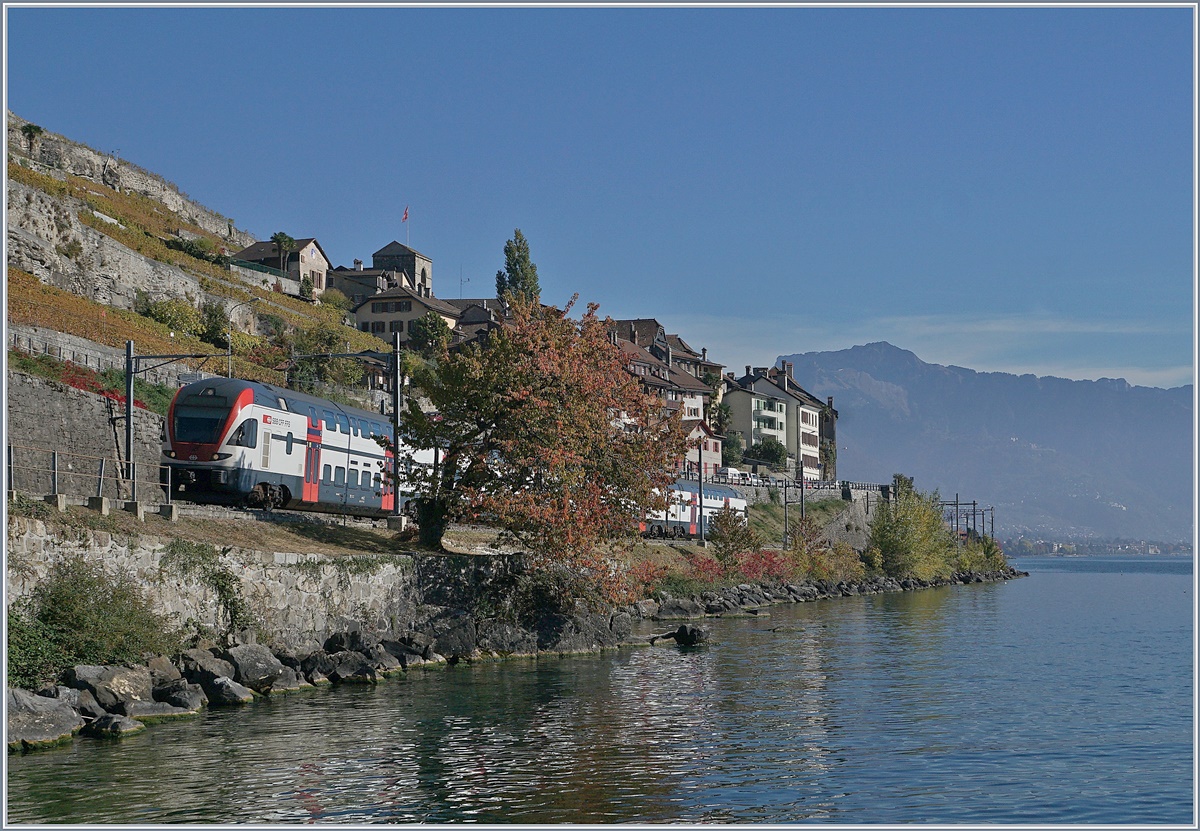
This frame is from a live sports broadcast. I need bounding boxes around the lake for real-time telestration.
[5,555,1193,824]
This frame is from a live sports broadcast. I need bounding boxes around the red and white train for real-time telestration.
[641,480,748,539]
[161,377,431,516]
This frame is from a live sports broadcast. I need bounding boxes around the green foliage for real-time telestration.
[707,506,762,572]
[749,437,788,470]
[20,123,44,152]
[55,239,83,260]
[96,367,175,416]
[144,297,203,336]
[868,476,959,580]
[409,311,453,358]
[159,539,256,635]
[319,287,351,312]
[10,555,180,686]
[197,301,229,347]
[6,606,67,689]
[299,274,314,300]
[495,228,541,302]
[270,231,296,274]
[722,431,744,466]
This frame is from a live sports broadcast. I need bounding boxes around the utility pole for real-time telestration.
[391,331,403,517]
[125,341,135,500]
[697,404,706,547]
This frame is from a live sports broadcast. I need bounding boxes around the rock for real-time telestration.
[179,649,236,686]
[328,651,378,684]
[153,678,207,711]
[7,687,84,751]
[146,655,181,686]
[323,630,381,655]
[83,713,146,739]
[634,599,659,618]
[380,638,427,662]
[653,597,705,620]
[221,644,286,693]
[44,685,108,721]
[65,665,154,712]
[205,676,255,706]
[114,700,196,722]
[267,666,311,693]
[425,612,478,661]
[649,624,709,647]
[300,650,337,679]
[359,644,402,673]
[535,612,618,653]
[609,611,633,641]
[475,620,538,657]
[306,669,331,686]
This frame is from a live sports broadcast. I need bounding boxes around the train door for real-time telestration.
[301,407,322,503]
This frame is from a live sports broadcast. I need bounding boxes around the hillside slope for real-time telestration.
[778,342,1193,542]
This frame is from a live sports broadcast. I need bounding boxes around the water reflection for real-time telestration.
[7,566,1192,825]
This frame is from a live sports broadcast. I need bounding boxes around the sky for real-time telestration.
[4,4,1195,388]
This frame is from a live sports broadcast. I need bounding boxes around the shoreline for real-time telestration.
[8,565,1027,753]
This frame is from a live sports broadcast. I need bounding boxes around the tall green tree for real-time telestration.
[388,295,689,601]
[270,231,295,276]
[867,474,958,581]
[409,311,453,358]
[495,228,541,302]
[749,436,788,470]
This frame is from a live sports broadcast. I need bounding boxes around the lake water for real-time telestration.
[5,556,1194,824]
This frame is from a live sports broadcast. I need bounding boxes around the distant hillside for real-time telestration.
[778,342,1194,542]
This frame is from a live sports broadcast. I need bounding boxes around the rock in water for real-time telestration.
[84,714,146,739]
[7,688,84,751]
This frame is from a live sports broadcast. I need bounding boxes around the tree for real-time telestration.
[299,274,314,300]
[722,432,744,466]
[707,506,762,574]
[20,123,43,153]
[409,311,453,358]
[749,436,788,470]
[868,475,957,581]
[270,232,295,276]
[389,294,690,601]
[494,228,541,303]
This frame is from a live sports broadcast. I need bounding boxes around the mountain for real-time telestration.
[777,342,1194,542]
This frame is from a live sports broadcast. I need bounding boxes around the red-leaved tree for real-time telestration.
[389,294,690,602]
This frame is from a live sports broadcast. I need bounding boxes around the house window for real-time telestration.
[399,300,412,312]
[390,320,403,332]
[372,321,385,333]
[407,319,417,333]
[360,322,369,332]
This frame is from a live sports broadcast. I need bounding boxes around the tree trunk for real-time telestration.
[416,498,448,549]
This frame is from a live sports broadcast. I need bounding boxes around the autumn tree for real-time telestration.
[868,474,958,580]
[495,228,541,302]
[389,294,689,600]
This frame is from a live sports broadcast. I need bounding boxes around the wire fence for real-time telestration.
[7,443,170,505]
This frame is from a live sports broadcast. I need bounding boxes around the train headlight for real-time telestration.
[166,451,176,459]
[210,453,232,461]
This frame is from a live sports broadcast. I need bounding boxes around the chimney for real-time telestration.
[784,361,793,379]
[354,258,363,271]
[745,365,752,377]
[702,347,708,360]
[630,322,636,341]
[827,396,834,409]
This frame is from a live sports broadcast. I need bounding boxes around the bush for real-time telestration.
[868,476,960,580]
[707,506,761,572]
[8,555,180,687]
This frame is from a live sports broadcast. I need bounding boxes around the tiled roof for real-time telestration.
[350,286,461,317]
[373,240,430,260]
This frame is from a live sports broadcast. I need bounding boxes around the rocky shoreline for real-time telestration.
[7,566,1027,753]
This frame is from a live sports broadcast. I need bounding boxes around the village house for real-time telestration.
[680,418,723,479]
[723,365,837,480]
[232,237,330,298]
[327,260,403,307]
[351,287,461,345]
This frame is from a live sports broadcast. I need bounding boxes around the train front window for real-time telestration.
[174,408,229,443]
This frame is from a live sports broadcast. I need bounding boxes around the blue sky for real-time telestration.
[5,5,1195,388]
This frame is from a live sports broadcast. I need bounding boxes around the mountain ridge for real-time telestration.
[778,341,1193,542]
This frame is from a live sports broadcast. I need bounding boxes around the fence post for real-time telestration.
[96,458,106,498]
[165,464,172,505]
[51,451,59,495]
[7,445,14,493]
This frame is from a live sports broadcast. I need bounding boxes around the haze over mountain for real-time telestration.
[778,342,1194,542]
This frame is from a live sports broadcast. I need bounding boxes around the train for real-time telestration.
[641,479,748,539]
[161,377,432,517]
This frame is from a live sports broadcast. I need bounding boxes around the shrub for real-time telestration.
[10,555,180,686]
[707,506,761,572]
[736,549,793,581]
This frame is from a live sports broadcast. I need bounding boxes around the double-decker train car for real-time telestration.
[162,377,432,517]
[642,479,748,539]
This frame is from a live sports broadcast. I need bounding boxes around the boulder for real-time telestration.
[359,644,402,673]
[7,688,84,751]
[43,685,107,721]
[146,655,181,686]
[205,676,255,706]
[634,599,659,619]
[306,670,331,686]
[380,638,426,662]
[425,612,478,661]
[179,649,236,686]
[650,624,709,647]
[608,611,633,642]
[267,666,311,693]
[475,620,538,657]
[65,665,154,712]
[653,597,705,620]
[323,630,381,655]
[328,651,378,684]
[535,612,618,653]
[221,644,286,693]
[83,713,146,739]
[153,678,207,711]
[114,699,197,721]
[300,650,337,679]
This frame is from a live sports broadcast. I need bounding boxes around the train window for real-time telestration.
[351,419,361,437]
[370,421,383,437]
[338,415,350,434]
[347,469,359,488]
[227,418,258,449]
[322,464,332,482]
[308,406,318,427]
[277,398,288,411]
[285,433,294,455]
[323,410,336,431]
[373,472,382,491]
[334,467,345,485]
